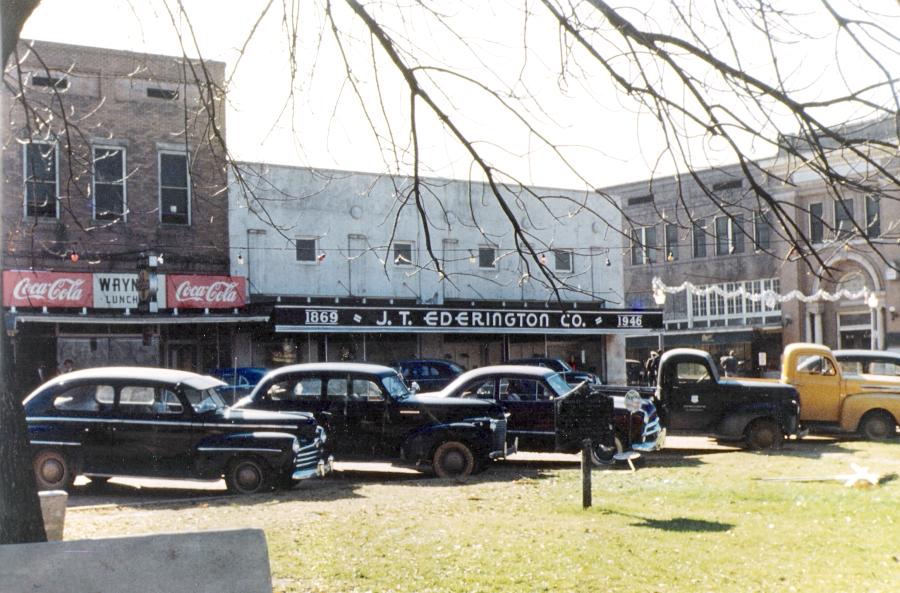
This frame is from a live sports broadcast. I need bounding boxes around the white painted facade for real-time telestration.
[228,164,634,382]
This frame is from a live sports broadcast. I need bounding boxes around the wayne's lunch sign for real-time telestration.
[3,271,246,310]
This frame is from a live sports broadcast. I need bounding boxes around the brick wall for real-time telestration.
[2,40,229,275]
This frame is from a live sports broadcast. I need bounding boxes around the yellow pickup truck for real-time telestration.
[780,343,900,440]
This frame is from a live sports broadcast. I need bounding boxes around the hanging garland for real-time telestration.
[651,277,879,309]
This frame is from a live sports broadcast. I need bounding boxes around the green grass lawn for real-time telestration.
[66,439,900,593]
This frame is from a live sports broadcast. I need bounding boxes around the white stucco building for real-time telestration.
[228,164,660,382]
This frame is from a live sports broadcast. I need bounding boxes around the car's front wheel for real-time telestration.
[859,410,896,441]
[225,457,272,494]
[590,436,624,466]
[33,449,75,491]
[745,418,784,450]
[432,441,476,479]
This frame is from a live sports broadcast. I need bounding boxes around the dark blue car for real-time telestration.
[391,359,465,392]
[209,367,268,404]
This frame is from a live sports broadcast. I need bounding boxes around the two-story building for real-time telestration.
[227,164,661,382]
[2,41,249,391]
[616,163,787,375]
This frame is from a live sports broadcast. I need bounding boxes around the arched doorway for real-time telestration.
[810,255,883,349]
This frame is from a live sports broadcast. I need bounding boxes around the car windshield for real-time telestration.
[383,373,413,399]
[184,387,227,413]
[546,373,572,396]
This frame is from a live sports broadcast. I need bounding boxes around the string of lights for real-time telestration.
[651,277,881,309]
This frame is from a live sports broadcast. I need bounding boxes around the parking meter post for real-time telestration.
[581,438,592,509]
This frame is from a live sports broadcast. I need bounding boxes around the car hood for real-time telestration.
[401,394,505,420]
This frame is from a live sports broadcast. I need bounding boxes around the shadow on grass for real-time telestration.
[601,509,734,533]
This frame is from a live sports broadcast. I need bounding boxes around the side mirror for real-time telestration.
[410,381,420,393]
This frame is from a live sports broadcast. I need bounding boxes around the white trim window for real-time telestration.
[809,202,824,244]
[393,241,414,266]
[478,245,497,269]
[630,226,657,265]
[714,214,744,256]
[24,141,59,219]
[93,146,126,221]
[554,248,574,272]
[158,151,190,225]
[833,198,854,240]
[295,237,318,263]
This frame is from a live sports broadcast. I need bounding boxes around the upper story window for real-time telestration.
[865,195,880,238]
[158,151,190,225]
[754,210,771,251]
[31,74,69,90]
[24,142,58,219]
[630,226,657,265]
[664,223,679,261]
[393,242,414,266]
[296,238,317,263]
[554,249,574,272]
[93,147,126,221]
[809,202,824,243]
[692,219,707,258]
[714,214,744,256]
[478,245,496,269]
[834,198,854,239]
[146,87,179,100]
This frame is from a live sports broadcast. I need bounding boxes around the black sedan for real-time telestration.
[424,365,664,465]
[24,367,332,494]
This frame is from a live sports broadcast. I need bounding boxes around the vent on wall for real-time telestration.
[31,75,69,90]
[627,194,654,205]
[712,179,743,191]
[147,87,179,100]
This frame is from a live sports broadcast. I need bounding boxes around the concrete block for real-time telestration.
[37,490,68,541]
[0,528,272,593]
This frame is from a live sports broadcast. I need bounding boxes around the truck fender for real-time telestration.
[402,421,488,463]
[716,406,779,439]
[194,431,297,478]
[840,392,900,432]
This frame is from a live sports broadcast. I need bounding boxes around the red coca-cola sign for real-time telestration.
[3,271,93,308]
[166,275,246,309]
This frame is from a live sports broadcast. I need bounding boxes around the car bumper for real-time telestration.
[293,454,334,480]
[633,426,666,453]
[490,436,518,459]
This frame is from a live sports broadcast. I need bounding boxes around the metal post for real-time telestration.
[581,438,592,509]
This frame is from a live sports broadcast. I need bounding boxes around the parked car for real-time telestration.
[506,357,602,387]
[424,365,664,465]
[24,367,332,495]
[774,343,899,440]
[831,349,900,378]
[391,359,465,392]
[208,367,268,404]
[233,362,511,478]
[649,349,802,449]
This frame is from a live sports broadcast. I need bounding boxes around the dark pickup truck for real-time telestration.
[602,349,801,449]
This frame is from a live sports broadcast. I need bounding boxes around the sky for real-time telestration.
[18,0,900,191]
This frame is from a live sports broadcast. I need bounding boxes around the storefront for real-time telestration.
[3,270,260,393]
[252,299,662,382]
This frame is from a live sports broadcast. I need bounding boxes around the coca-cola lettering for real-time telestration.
[166,275,246,309]
[3,271,93,308]
[174,281,239,304]
[12,278,85,302]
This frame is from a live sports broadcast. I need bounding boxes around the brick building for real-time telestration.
[2,40,249,391]
[614,163,786,376]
